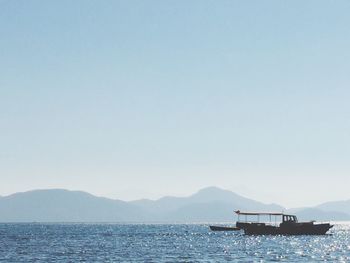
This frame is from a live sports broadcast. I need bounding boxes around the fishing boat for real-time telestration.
[235,211,333,235]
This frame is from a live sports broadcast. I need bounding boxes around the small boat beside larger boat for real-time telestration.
[210,210,333,235]
[209,225,240,231]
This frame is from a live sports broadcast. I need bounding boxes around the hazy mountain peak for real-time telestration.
[194,186,234,195]
[190,186,241,202]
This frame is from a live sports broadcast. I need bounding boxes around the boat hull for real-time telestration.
[240,222,333,235]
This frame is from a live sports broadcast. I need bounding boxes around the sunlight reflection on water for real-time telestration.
[0,222,349,262]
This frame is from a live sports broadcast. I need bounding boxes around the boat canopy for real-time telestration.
[234,210,284,216]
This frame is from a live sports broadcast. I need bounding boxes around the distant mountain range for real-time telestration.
[0,187,349,222]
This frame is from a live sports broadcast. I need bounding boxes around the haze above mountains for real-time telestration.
[0,187,349,222]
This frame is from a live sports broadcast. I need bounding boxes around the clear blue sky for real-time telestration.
[1,0,350,207]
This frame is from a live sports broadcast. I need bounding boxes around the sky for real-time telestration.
[1,0,350,208]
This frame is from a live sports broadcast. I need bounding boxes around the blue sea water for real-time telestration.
[0,223,349,262]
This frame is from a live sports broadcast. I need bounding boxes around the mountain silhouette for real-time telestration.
[0,187,349,222]
[316,199,350,215]
[0,189,145,222]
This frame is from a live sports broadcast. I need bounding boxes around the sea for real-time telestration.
[0,222,349,262]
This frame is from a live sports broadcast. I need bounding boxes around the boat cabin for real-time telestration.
[283,214,298,223]
[234,210,299,226]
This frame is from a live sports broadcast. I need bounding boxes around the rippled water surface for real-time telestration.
[1,223,350,262]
